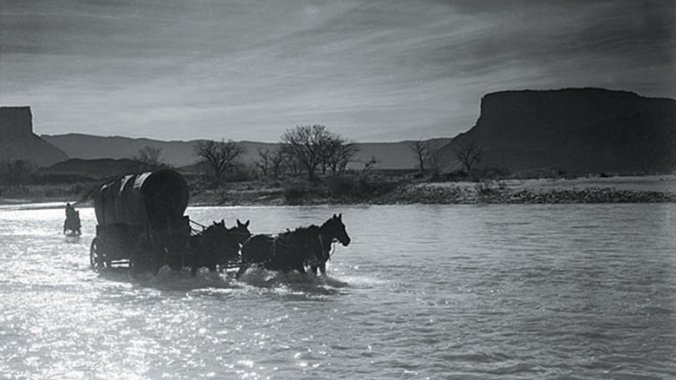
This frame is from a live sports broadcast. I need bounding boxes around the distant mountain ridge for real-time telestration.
[42,133,450,170]
[438,88,676,175]
[0,106,69,167]
[37,87,676,177]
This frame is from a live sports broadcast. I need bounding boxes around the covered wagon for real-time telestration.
[90,169,191,274]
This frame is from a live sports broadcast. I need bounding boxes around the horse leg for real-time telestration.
[191,266,198,277]
[318,263,326,275]
[310,265,318,275]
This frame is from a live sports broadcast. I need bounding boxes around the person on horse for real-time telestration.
[65,203,76,219]
[64,203,81,235]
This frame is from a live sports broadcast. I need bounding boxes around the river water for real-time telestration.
[0,203,674,379]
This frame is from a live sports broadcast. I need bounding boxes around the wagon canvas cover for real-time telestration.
[94,169,189,228]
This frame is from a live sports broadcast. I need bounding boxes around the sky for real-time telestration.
[0,0,674,142]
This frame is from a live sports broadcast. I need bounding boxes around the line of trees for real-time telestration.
[2,128,482,190]
[192,124,359,185]
[135,125,483,185]
[280,125,357,180]
[194,139,246,185]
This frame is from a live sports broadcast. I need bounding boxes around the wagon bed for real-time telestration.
[90,169,191,274]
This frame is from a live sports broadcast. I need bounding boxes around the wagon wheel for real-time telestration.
[128,255,137,276]
[90,237,106,271]
[129,248,142,276]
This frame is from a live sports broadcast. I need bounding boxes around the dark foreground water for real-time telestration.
[0,203,674,379]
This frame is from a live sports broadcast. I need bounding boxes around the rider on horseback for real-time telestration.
[65,203,76,219]
[64,203,81,235]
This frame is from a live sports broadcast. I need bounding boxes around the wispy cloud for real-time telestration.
[0,0,673,141]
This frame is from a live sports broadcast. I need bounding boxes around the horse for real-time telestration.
[229,219,252,246]
[305,213,350,275]
[63,210,81,235]
[187,219,251,276]
[236,214,350,278]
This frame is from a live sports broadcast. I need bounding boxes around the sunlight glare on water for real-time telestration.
[0,204,674,379]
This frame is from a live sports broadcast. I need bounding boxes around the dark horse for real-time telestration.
[63,210,81,235]
[236,214,350,278]
[187,219,251,276]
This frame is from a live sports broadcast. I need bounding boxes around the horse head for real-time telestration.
[230,219,252,245]
[202,219,241,259]
[323,213,351,247]
[202,219,227,245]
[208,219,227,233]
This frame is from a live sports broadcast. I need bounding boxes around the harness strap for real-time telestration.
[189,219,207,229]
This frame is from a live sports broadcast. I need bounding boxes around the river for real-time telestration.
[0,203,674,379]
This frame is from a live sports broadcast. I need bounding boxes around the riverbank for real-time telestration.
[379,181,676,204]
[190,175,676,206]
[2,175,675,207]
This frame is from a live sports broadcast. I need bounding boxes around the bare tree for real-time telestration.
[456,140,483,173]
[280,125,332,180]
[283,153,300,177]
[134,145,163,170]
[428,147,443,178]
[323,137,358,174]
[256,149,271,177]
[409,139,431,173]
[271,149,286,178]
[194,139,246,184]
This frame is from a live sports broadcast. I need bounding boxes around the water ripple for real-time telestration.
[0,204,674,378]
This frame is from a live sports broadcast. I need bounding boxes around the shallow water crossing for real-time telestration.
[0,204,674,379]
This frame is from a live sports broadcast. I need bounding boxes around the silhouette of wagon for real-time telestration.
[90,169,191,274]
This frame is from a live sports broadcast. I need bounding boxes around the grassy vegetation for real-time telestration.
[280,174,403,204]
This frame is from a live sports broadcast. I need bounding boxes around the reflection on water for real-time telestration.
[0,204,674,379]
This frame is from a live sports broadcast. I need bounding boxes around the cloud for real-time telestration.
[0,0,674,142]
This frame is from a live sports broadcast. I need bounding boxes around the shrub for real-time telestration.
[283,181,312,203]
[327,175,399,200]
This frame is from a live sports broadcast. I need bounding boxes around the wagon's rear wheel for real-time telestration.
[90,237,106,271]
[129,248,143,276]
[129,255,137,276]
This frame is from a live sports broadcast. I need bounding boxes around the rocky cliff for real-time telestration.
[0,106,69,167]
[440,88,676,176]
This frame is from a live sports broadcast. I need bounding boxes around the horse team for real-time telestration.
[187,214,351,278]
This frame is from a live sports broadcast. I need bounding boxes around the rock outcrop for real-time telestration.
[439,88,676,176]
[0,106,69,167]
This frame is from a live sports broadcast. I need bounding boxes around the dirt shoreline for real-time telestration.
[2,175,675,207]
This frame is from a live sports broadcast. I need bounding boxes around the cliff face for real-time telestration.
[440,88,676,175]
[0,107,34,140]
[0,106,69,167]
